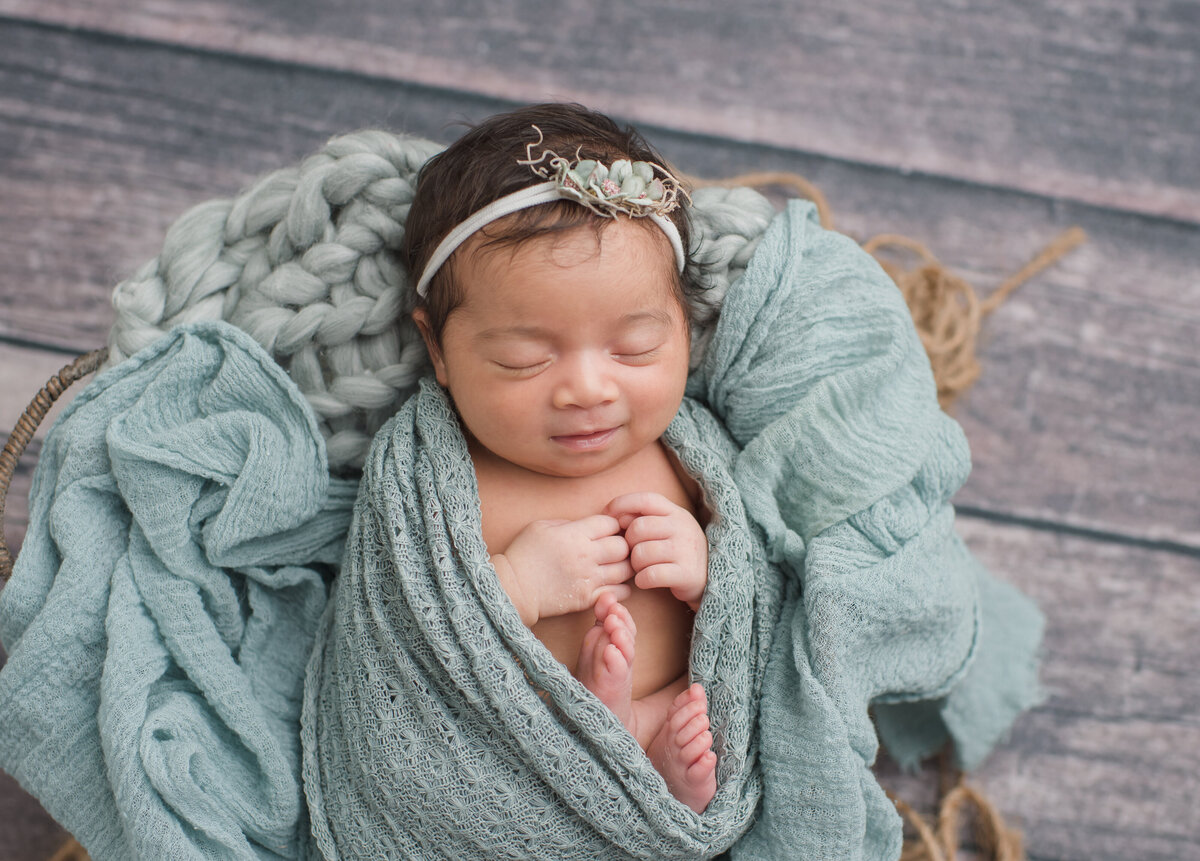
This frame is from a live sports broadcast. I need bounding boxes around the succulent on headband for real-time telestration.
[517,125,687,218]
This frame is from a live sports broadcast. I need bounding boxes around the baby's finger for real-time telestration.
[593,590,620,619]
[592,534,631,564]
[630,537,676,571]
[597,559,635,585]
[603,492,679,521]
[623,514,676,546]
[575,514,623,539]
[596,583,633,604]
[634,562,682,590]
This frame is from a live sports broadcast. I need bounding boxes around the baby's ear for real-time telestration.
[411,308,449,386]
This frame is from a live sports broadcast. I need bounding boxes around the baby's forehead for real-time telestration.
[447,233,681,325]
[460,218,677,283]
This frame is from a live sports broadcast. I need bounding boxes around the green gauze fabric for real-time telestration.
[0,322,357,859]
[301,201,1043,861]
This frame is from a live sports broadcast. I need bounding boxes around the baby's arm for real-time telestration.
[491,515,634,626]
[604,493,708,610]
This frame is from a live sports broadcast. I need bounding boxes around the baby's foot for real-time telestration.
[647,683,718,814]
[576,592,637,731]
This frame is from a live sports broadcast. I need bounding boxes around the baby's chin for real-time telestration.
[518,452,630,480]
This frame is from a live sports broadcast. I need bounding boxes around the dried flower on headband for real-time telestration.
[516,125,688,219]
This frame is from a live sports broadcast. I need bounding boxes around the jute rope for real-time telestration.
[893,779,1027,861]
[46,837,88,861]
[865,228,1087,410]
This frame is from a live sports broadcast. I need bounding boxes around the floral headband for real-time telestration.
[413,126,688,299]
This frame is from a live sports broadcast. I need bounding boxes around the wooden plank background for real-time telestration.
[1,2,1197,859]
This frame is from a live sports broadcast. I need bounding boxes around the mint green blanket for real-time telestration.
[0,323,357,858]
[0,202,1042,860]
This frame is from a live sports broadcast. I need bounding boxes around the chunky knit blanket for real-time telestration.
[301,201,1044,861]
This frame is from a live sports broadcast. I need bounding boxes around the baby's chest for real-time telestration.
[476,445,700,556]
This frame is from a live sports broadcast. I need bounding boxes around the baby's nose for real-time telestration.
[553,353,619,409]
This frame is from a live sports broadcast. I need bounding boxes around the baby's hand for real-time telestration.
[492,515,634,627]
[604,493,708,609]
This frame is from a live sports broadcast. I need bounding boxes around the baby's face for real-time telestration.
[416,218,690,479]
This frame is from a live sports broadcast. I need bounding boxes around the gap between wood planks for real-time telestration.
[955,506,1200,562]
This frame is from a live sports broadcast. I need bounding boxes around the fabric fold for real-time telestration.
[0,322,355,860]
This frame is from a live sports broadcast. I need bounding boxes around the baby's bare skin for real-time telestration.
[476,436,717,811]
[476,437,699,699]
[577,593,718,812]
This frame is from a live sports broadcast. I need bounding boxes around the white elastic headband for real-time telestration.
[413,181,686,299]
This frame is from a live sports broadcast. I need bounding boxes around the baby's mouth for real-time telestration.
[551,427,619,451]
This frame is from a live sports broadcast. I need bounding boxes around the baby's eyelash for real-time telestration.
[494,359,549,373]
[615,346,662,361]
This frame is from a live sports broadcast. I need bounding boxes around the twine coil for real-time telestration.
[894,778,1026,861]
[865,228,1087,409]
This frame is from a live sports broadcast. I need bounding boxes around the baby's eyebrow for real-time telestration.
[474,325,554,342]
[474,311,673,342]
[620,310,675,328]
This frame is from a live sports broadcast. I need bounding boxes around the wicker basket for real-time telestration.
[0,349,108,582]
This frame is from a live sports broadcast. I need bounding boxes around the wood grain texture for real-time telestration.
[0,769,67,861]
[877,517,1200,861]
[0,344,84,435]
[0,449,34,563]
[2,21,1197,551]
[0,6,1197,860]
[1,0,1198,222]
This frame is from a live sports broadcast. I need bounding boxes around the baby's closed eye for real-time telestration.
[494,357,551,373]
[612,339,666,363]
[489,347,554,373]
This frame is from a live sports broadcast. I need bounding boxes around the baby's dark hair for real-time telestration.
[401,103,698,339]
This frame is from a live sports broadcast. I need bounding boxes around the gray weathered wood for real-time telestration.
[876,517,1200,861]
[2,0,1198,222]
[0,768,69,861]
[2,21,1198,552]
[0,344,83,435]
[0,450,35,562]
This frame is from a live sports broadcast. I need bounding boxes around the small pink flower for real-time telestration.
[601,179,621,196]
